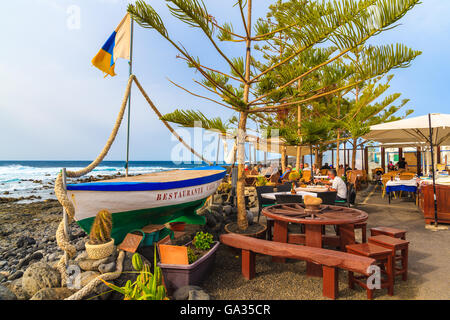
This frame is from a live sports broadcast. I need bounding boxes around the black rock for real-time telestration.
[173,285,203,300]
[16,236,36,248]
[8,270,23,281]
[205,215,217,228]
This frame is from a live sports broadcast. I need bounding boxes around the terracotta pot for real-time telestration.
[85,239,115,260]
[169,222,186,232]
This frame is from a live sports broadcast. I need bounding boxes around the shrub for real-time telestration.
[193,231,214,251]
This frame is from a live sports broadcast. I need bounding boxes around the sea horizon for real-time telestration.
[0,160,217,202]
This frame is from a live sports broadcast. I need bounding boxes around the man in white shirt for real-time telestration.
[325,169,347,200]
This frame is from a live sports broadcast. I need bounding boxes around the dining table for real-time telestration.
[261,190,319,200]
[385,178,418,204]
[261,203,368,277]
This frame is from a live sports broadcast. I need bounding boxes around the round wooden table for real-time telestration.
[261,203,368,277]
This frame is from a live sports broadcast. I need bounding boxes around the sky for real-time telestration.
[0,0,449,162]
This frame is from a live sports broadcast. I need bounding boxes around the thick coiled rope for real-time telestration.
[54,75,134,286]
[54,74,211,298]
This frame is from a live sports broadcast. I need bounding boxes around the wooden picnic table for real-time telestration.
[261,203,368,277]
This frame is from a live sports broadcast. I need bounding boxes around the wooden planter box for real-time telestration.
[419,184,450,224]
[157,241,220,295]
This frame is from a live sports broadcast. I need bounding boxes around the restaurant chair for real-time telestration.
[301,170,311,183]
[317,191,337,205]
[255,186,275,223]
[276,182,292,192]
[368,235,409,283]
[267,172,280,185]
[346,243,394,299]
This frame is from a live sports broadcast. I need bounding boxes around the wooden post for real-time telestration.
[437,146,441,164]
[381,147,386,172]
[61,168,70,267]
[343,143,347,169]
[398,147,403,160]
[364,147,369,174]
[416,147,422,175]
[322,266,338,299]
[331,149,334,168]
[216,134,221,164]
[241,249,255,280]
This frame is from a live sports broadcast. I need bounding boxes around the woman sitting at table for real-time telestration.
[280,165,292,180]
[318,169,347,201]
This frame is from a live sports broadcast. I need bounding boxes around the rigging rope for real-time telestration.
[54,74,211,298]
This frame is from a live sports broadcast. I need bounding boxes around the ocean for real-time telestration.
[0,160,211,202]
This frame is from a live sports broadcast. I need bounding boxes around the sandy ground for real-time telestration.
[203,184,450,300]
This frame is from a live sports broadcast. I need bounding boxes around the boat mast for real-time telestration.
[125,16,134,177]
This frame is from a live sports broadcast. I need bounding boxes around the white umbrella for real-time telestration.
[364,113,450,145]
[364,113,450,227]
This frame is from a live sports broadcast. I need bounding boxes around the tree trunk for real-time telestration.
[296,82,302,171]
[335,95,341,169]
[236,0,252,231]
[314,148,319,168]
[336,130,340,168]
[237,112,248,231]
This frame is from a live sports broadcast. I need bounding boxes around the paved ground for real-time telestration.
[203,184,450,300]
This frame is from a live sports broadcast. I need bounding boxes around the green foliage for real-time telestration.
[89,209,112,245]
[256,176,267,186]
[101,251,168,300]
[217,182,232,193]
[161,109,230,133]
[193,231,214,251]
[187,247,199,264]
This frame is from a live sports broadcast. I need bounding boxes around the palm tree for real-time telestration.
[128,0,421,231]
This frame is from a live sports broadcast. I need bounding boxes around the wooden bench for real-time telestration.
[370,227,406,240]
[220,233,376,299]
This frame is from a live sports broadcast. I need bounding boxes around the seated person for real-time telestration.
[249,165,259,175]
[321,163,331,170]
[257,163,263,174]
[321,169,347,201]
[387,161,395,171]
[280,165,292,180]
[396,157,408,170]
[261,165,272,177]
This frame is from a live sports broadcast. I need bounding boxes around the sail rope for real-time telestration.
[54,74,211,299]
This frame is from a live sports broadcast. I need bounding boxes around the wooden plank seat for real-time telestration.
[346,243,394,299]
[368,235,409,282]
[220,233,376,300]
[370,227,406,240]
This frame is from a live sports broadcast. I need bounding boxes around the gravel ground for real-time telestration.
[203,184,450,300]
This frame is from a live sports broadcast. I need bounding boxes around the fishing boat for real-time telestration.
[66,166,226,244]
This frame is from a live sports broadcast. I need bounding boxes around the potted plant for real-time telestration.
[101,250,168,300]
[255,176,267,187]
[85,209,115,260]
[157,231,219,295]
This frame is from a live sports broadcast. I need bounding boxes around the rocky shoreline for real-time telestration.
[0,173,260,300]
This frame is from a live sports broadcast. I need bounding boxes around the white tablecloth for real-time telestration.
[386,179,418,187]
[261,191,318,200]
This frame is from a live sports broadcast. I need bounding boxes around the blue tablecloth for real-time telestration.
[386,185,417,193]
